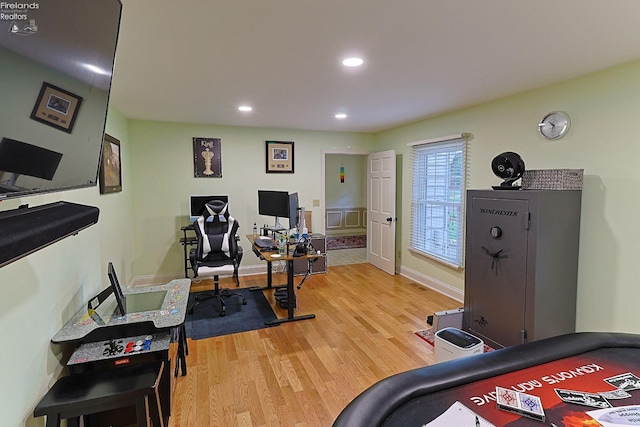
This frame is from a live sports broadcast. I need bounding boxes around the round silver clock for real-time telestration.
[538,111,570,140]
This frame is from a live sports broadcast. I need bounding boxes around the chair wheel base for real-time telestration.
[195,293,210,302]
[189,286,247,318]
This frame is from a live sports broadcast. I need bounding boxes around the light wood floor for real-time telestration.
[170,263,460,427]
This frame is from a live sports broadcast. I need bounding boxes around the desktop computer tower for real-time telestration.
[293,234,327,275]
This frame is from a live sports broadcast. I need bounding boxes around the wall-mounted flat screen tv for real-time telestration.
[0,0,122,200]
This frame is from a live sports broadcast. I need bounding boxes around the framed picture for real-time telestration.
[193,137,222,177]
[30,82,83,133]
[99,134,122,194]
[266,140,294,173]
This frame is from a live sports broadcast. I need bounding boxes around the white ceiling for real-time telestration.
[109,0,640,133]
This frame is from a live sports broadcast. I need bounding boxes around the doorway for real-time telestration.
[322,150,368,266]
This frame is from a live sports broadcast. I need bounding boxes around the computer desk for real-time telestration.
[246,234,320,325]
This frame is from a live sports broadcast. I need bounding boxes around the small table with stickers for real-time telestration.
[51,278,191,425]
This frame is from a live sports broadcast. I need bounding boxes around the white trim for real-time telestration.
[130,264,269,287]
[130,273,184,287]
[399,265,464,303]
[407,133,470,147]
[131,264,464,305]
[408,247,464,271]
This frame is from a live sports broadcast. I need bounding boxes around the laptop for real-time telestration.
[108,262,167,315]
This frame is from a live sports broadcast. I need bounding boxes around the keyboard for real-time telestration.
[254,238,277,250]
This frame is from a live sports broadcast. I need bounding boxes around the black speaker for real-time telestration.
[491,151,525,189]
[0,201,99,268]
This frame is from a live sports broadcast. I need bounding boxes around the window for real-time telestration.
[409,135,467,268]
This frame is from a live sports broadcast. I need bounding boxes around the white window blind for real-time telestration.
[409,135,467,268]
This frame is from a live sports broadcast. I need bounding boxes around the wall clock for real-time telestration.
[538,111,570,140]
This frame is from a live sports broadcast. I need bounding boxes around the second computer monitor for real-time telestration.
[288,192,299,229]
[189,195,229,222]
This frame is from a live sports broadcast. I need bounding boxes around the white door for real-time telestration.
[367,149,396,275]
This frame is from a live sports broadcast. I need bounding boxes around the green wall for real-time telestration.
[4,57,640,425]
[325,153,367,208]
[0,109,134,426]
[126,121,373,281]
[376,59,640,334]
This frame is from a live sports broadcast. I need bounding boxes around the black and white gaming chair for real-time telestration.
[187,200,246,316]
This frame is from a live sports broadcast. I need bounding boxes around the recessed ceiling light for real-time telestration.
[335,113,347,119]
[238,105,252,112]
[342,57,363,67]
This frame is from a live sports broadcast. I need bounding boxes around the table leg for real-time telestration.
[264,259,315,326]
[249,260,286,291]
[182,230,188,278]
[175,324,187,377]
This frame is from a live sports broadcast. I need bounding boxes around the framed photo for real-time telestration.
[30,82,83,133]
[266,140,294,173]
[193,137,222,177]
[99,134,122,194]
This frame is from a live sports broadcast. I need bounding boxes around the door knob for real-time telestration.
[386,217,396,222]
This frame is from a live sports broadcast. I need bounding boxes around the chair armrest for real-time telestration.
[189,248,198,275]
[237,245,243,265]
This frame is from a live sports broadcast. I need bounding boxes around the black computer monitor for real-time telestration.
[189,195,229,221]
[288,192,299,229]
[0,137,63,189]
[258,190,289,229]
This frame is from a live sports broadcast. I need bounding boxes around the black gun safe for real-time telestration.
[463,189,582,349]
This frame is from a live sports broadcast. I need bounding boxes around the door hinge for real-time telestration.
[525,212,531,230]
[521,329,527,344]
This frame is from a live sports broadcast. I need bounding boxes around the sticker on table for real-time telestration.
[599,389,632,400]
[555,388,612,409]
[605,372,640,391]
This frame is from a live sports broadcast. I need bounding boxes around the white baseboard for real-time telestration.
[240,264,268,276]
[131,263,463,305]
[325,228,367,237]
[398,265,464,303]
[130,273,183,288]
[130,264,269,288]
